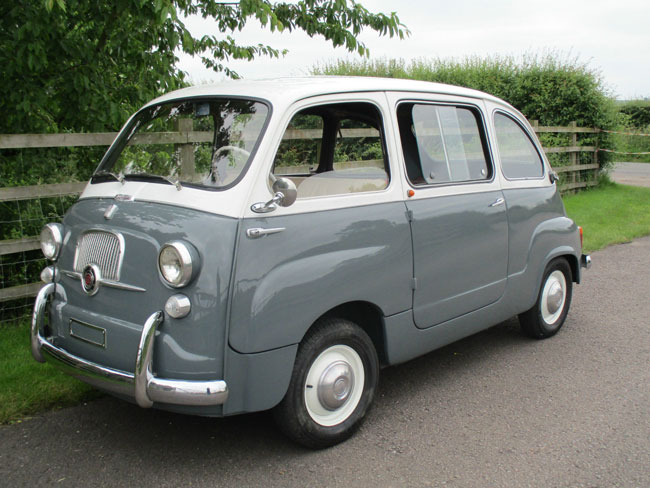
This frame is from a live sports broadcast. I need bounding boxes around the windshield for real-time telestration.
[96,98,269,189]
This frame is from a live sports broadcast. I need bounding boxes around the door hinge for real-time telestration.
[406,209,414,222]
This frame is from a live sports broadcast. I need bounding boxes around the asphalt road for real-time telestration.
[610,162,650,187]
[2,237,649,487]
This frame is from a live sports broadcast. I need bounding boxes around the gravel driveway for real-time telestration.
[1,237,649,487]
[610,161,650,187]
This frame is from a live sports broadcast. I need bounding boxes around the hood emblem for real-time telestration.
[104,204,118,220]
[82,264,101,296]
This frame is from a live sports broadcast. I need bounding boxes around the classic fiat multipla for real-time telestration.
[32,77,591,448]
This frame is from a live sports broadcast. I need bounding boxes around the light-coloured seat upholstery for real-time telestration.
[297,167,389,198]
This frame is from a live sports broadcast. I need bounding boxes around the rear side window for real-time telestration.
[397,103,491,185]
[494,113,544,179]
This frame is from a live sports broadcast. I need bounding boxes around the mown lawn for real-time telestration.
[0,324,101,424]
[563,180,650,252]
[1,181,649,423]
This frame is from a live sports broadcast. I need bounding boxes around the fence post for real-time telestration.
[177,118,194,180]
[569,121,577,189]
[593,133,599,184]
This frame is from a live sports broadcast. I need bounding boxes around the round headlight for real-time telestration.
[158,241,197,288]
[40,223,64,261]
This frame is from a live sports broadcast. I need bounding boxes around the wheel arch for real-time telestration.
[542,248,580,286]
[311,301,388,366]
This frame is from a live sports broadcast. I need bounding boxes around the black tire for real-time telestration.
[519,258,573,339]
[273,317,379,449]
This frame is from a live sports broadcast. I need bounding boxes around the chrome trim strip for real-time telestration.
[31,292,228,407]
[62,269,146,292]
[101,279,146,292]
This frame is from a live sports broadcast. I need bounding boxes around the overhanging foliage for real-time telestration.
[0,0,409,134]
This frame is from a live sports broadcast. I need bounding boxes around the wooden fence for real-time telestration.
[0,122,600,306]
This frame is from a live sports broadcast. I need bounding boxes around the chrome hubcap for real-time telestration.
[304,344,365,427]
[541,270,566,324]
[317,361,354,410]
[546,281,563,315]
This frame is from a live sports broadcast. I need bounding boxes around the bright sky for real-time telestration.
[177,0,650,99]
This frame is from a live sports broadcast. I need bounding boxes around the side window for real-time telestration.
[272,102,389,198]
[494,113,544,179]
[397,103,491,185]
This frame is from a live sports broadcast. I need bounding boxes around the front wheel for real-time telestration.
[273,318,379,449]
[519,258,573,339]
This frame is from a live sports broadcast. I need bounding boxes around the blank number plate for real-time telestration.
[69,319,106,348]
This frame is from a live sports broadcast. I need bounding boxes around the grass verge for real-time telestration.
[0,324,101,424]
[563,180,650,252]
[1,181,649,423]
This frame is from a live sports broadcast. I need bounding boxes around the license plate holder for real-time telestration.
[69,319,106,348]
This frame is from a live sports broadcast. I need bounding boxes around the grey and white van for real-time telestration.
[32,77,591,448]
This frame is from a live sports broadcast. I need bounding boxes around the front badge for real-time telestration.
[82,264,101,296]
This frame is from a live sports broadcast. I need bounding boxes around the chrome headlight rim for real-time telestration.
[158,241,197,288]
[40,223,64,261]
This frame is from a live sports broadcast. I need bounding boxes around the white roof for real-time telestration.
[147,76,507,108]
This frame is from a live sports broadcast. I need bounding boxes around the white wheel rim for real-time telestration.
[541,270,566,325]
[304,344,365,427]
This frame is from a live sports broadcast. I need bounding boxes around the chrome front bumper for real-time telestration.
[31,284,228,408]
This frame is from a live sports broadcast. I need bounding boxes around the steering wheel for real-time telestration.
[209,145,251,184]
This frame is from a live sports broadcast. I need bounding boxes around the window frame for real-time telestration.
[268,99,392,199]
[95,95,273,193]
[396,100,496,189]
[492,109,547,182]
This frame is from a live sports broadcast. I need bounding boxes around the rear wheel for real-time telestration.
[519,258,573,339]
[273,318,379,449]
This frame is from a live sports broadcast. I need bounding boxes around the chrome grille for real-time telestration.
[74,231,123,281]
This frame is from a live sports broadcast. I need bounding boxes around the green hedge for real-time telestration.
[312,54,617,170]
[615,100,650,162]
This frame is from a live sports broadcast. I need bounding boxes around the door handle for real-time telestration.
[489,197,505,207]
[246,227,286,239]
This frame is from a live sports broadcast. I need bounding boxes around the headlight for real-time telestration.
[158,241,198,288]
[40,223,64,261]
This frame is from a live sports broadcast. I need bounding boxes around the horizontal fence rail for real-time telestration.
[0,122,600,311]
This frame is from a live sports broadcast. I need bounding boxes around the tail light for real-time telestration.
[578,226,583,249]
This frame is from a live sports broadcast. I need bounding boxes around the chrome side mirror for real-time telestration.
[251,177,297,213]
[549,171,559,184]
[272,177,297,207]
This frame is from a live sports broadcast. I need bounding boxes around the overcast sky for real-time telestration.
[177,0,650,99]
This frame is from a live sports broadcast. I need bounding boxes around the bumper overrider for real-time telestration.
[31,284,228,408]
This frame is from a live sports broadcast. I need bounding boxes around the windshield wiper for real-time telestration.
[92,170,124,184]
[123,173,182,191]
